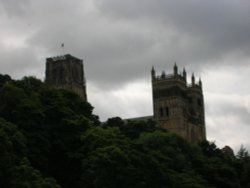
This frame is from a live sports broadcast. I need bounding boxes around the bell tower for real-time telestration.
[151,64,206,142]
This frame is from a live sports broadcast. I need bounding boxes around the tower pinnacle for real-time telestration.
[151,66,155,77]
[174,63,178,76]
[192,73,195,86]
[183,67,187,81]
[199,78,202,88]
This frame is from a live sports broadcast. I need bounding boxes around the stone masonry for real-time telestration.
[151,64,206,142]
[45,54,87,101]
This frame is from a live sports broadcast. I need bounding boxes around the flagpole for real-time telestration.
[61,43,64,55]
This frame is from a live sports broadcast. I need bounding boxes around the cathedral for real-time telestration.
[45,54,206,142]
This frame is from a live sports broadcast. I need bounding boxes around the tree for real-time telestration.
[199,140,223,158]
[235,145,250,187]
[103,117,125,128]
[236,145,249,160]
[0,74,11,87]
[82,146,139,188]
[9,158,60,188]
[0,118,60,188]
[0,118,27,187]
[0,83,26,121]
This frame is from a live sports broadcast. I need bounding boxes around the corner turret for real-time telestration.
[199,78,202,89]
[151,66,155,80]
[183,68,187,82]
[191,73,195,86]
[174,63,178,76]
[161,71,166,78]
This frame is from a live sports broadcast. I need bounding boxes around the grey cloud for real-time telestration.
[0,46,42,79]
[94,0,250,64]
[27,12,165,88]
[205,93,250,152]
[206,94,250,125]
[0,0,31,17]
[0,0,249,91]
[2,0,250,86]
[20,0,250,88]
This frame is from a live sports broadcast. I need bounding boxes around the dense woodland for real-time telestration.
[0,74,250,188]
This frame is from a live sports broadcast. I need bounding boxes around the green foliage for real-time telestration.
[0,118,60,188]
[199,140,223,158]
[9,158,61,188]
[0,74,11,87]
[103,116,125,128]
[80,127,128,154]
[235,145,250,187]
[0,73,250,188]
[82,145,137,188]
[237,145,249,159]
[104,117,157,139]
[15,76,43,94]
[0,118,27,186]
[0,83,26,120]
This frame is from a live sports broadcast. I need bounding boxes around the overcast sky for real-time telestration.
[0,0,250,152]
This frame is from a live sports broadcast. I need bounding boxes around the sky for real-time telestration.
[0,0,250,152]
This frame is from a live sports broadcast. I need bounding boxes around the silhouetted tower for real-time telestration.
[45,54,87,101]
[151,64,206,142]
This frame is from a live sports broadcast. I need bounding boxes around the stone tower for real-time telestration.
[45,54,87,101]
[151,64,206,142]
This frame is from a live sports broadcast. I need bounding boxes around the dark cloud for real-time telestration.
[1,0,250,83]
[95,0,250,64]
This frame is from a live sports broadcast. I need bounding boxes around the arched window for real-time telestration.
[165,107,169,117]
[188,97,192,104]
[197,98,202,106]
[160,107,164,117]
[191,128,195,142]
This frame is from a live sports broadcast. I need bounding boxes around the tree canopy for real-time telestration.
[0,74,249,188]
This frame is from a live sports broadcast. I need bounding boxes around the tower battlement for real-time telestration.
[151,64,206,142]
[152,64,202,90]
